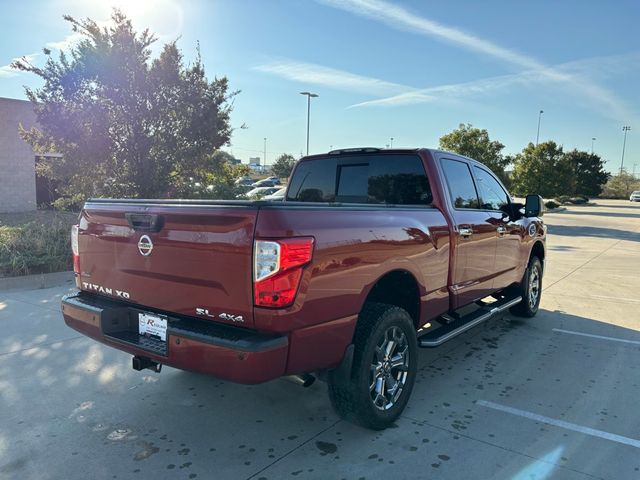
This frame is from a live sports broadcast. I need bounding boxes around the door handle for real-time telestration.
[459,227,473,238]
[496,226,507,236]
[125,213,164,232]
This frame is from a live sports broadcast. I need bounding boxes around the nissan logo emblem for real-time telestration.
[138,235,153,256]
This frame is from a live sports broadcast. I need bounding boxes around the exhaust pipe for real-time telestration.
[132,356,162,373]
[285,373,315,388]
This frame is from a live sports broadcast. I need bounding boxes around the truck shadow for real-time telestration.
[546,224,639,242]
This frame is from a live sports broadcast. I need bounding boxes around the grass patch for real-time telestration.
[0,211,78,277]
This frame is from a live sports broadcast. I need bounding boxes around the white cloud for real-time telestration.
[46,32,84,51]
[0,65,16,78]
[0,53,38,77]
[320,0,549,72]
[318,0,634,120]
[349,75,523,108]
[350,52,640,115]
[254,60,412,96]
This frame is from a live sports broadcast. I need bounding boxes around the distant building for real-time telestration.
[0,97,62,212]
[0,97,38,213]
[249,157,261,166]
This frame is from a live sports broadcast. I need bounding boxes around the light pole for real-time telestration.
[300,92,318,155]
[591,137,596,155]
[620,126,631,174]
[390,137,394,148]
[535,109,544,146]
[263,137,267,167]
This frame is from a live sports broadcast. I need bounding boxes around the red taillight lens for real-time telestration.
[254,237,314,308]
[71,225,80,286]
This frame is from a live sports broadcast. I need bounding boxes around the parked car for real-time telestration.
[262,186,286,201]
[630,191,640,202]
[62,147,546,430]
[235,176,255,187]
[251,178,281,188]
[240,186,280,199]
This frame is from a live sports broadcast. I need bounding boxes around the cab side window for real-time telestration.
[441,159,480,209]
[473,166,509,211]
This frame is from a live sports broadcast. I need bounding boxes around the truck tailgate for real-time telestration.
[77,200,257,328]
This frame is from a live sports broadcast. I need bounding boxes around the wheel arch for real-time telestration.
[530,240,545,270]
[361,269,421,328]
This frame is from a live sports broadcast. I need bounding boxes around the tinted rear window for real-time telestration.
[286,154,432,205]
[441,158,480,209]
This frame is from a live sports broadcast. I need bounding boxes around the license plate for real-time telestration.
[138,312,168,342]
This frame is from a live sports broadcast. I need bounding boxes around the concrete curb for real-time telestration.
[0,271,74,292]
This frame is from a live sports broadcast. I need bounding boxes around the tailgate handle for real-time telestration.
[125,213,164,232]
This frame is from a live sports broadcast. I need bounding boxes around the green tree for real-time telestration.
[271,154,296,179]
[188,162,251,200]
[439,123,510,183]
[12,10,237,206]
[210,150,237,165]
[563,149,609,197]
[510,141,575,198]
[600,170,640,198]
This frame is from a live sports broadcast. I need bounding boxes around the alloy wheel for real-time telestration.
[369,326,410,410]
[528,267,540,308]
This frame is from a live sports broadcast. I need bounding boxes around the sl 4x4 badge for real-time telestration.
[196,308,244,323]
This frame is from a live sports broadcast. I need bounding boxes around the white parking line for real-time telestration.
[477,400,640,449]
[552,328,640,346]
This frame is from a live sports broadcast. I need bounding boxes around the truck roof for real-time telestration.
[301,147,485,169]
[303,147,460,159]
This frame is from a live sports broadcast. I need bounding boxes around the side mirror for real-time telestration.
[525,194,544,217]
[508,202,524,220]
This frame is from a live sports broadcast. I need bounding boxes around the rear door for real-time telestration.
[440,158,496,306]
[78,201,258,327]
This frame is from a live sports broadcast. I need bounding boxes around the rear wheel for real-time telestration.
[510,256,543,317]
[328,302,417,430]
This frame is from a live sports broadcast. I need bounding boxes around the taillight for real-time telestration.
[71,225,80,286]
[254,237,314,308]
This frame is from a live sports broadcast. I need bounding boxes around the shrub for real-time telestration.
[0,214,74,277]
[545,200,559,209]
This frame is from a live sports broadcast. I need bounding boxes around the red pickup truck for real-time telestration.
[62,148,546,429]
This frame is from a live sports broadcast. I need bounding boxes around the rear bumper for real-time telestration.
[61,293,289,384]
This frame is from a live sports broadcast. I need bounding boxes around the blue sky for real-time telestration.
[1,0,639,173]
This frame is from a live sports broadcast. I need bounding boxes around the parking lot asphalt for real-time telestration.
[1,199,639,480]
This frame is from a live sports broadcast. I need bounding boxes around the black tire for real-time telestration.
[327,302,417,430]
[510,256,543,317]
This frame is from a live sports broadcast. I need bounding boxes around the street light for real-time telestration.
[535,109,544,146]
[620,126,631,174]
[300,92,319,156]
[263,137,267,167]
[390,137,394,148]
[591,137,596,155]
